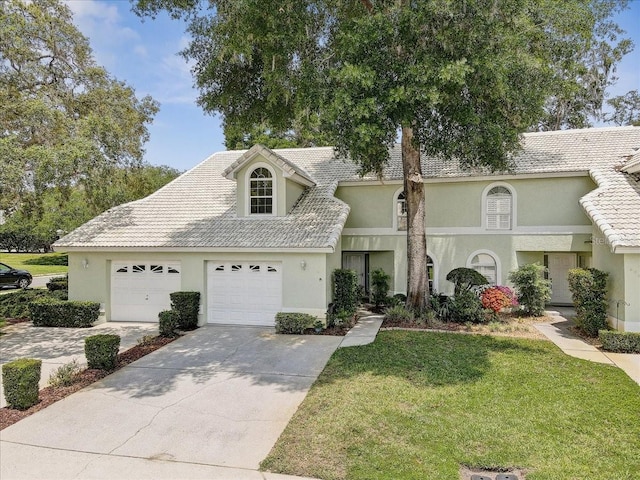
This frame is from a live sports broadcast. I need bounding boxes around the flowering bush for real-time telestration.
[481,286,518,313]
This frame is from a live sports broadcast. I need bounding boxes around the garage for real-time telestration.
[207,261,282,326]
[111,262,181,322]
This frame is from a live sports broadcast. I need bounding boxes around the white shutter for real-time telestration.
[487,194,511,230]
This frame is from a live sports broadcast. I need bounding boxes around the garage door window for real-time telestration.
[133,265,146,273]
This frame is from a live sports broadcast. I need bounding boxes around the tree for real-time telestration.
[0,0,159,219]
[536,1,632,130]
[135,0,628,312]
[606,90,640,126]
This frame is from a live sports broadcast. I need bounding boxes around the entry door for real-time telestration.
[343,253,367,291]
[547,253,577,304]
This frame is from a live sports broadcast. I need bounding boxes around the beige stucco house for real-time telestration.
[54,126,640,332]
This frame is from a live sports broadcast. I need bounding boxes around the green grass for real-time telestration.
[0,253,67,276]
[261,331,640,480]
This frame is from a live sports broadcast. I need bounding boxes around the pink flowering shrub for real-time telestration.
[481,286,519,313]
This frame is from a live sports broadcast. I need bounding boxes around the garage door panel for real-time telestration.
[111,262,181,322]
[207,261,282,326]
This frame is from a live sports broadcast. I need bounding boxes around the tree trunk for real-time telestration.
[401,126,429,312]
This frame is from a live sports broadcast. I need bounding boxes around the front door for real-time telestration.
[547,253,577,304]
[343,253,367,292]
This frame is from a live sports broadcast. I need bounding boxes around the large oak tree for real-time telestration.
[135,0,630,311]
[1,0,159,226]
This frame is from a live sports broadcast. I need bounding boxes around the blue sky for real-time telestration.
[66,0,640,172]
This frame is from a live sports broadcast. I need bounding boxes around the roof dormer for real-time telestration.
[222,144,316,217]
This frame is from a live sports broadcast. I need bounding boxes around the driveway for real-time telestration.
[1,325,343,479]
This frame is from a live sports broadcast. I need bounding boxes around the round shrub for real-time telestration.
[85,334,120,370]
[448,290,485,324]
[158,309,179,337]
[2,358,42,410]
[481,286,518,313]
[508,263,551,316]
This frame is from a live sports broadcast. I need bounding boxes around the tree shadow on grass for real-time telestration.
[319,330,551,388]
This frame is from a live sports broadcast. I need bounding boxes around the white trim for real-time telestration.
[245,162,277,217]
[482,182,516,231]
[59,246,335,253]
[341,225,593,236]
[614,246,640,254]
[337,171,590,187]
[392,187,407,232]
[466,249,502,285]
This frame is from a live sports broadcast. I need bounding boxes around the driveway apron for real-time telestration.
[1,326,342,479]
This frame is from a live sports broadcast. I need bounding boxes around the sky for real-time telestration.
[65,0,640,172]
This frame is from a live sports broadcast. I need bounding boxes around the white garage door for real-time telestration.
[207,261,282,326]
[111,262,181,322]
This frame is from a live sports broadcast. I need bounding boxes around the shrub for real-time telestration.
[46,275,68,292]
[23,254,68,266]
[370,268,391,308]
[333,269,359,314]
[29,298,99,327]
[85,334,120,370]
[508,263,551,316]
[599,330,640,353]
[48,359,82,387]
[447,290,485,324]
[2,358,42,410]
[275,312,315,334]
[0,289,50,319]
[446,267,489,295]
[158,309,180,337]
[568,268,608,337]
[50,289,68,301]
[481,286,518,313]
[170,291,200,330]
[384,304,414,324]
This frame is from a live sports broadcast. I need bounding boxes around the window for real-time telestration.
[468,251,499,285]
[249,167,273,214]
[132,265,146,273]
[393,189,408,231]
[485,185,513,230]
[427,255,435,294]
[231,264,242,272]
[116,266,128,273]
[150,265,163,274]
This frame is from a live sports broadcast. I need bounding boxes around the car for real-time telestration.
[0,262,33,289]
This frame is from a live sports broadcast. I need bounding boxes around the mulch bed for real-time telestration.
[0,335,178,431]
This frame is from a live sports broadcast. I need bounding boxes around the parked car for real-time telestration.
[0,262,33,289]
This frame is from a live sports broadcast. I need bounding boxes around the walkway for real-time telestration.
[535,309,639,385]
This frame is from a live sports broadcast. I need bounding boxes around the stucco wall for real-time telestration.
[68,251,329,324]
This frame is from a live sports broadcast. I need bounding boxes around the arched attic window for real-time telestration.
[249,167,273,215]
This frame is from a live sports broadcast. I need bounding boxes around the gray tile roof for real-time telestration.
[55,126,640,250]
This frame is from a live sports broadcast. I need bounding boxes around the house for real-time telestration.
[54,126,640,332]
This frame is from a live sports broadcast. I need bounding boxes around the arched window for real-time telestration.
[427,255,435,293]
[485,185,513,230]
[467,250,500,285]
[395,190,407,231]
[249,167,273,214]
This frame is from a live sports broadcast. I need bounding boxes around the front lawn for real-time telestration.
[0,252,67,276]
[261,331,640,480]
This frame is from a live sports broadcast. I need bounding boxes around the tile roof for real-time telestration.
[55,126,640,251]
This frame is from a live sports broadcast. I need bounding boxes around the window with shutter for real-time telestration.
[486,186,512,230]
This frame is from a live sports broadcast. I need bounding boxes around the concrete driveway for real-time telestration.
[0,322,159,408]
[1,325,342,479]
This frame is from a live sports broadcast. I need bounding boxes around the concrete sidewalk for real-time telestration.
[339,315,383,347]
[1,325,341,480]
[535,310,639,385]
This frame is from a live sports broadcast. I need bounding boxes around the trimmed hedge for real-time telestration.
[23,254,68,266]
[275,312,315,334]
[2,358,42,410]
[568,268,608,337]
[333,269,359,314]
[46,276,68,292]
[508,263,551,317]
[85,334,120,370]
[29,298,99,327]
[170,291,200,330]
[599,330,640,353]
[0,289,50,318]
[159,309,180,338]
